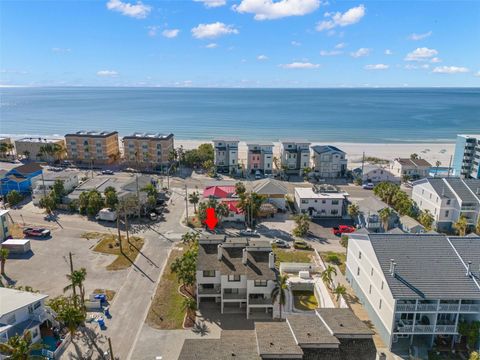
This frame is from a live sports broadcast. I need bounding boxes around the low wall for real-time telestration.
[280,262,321,274]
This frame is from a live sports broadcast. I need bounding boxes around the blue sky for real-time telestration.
[1,0,479,87]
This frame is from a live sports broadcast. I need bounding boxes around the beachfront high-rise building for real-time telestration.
[213,138,239,174]
[65,130,120,165]
[123,132,174,170]
[452,134,480,179]
[280,140,311,176]
[14,137,66,162]
[246,142,274,175]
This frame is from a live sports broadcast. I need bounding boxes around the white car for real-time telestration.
[270,239,289,248]
[239,228,259,237]
[362,182,374,190]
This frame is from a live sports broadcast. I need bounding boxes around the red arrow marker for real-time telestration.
[205,207,218,231]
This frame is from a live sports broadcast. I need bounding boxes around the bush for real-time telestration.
[325,254,340,265]
[6,190,22,206]
[340,235,348,248]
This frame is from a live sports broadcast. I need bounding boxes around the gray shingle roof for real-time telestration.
[425,178,455,199]
[357,197,390,214]
[311,145,345,155]
[368,234,480,300]
[445,178,479,204]
[449,236,480,280]
[255,322,303,358]
[287,314,340,347]
[316,309,374,337]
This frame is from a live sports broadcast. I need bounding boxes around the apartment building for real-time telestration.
[280,140,311,175]
[346,232,480,355]
[213,138,239,174]
[311,145,347,178]
[196,236,277,319]
[0,210,10,242]
[246,142,274,175]
[412,178,480,232]
[391,158,431,180]
[452,134,480,179]
[294,184,346,218]
[14,137,66,162]
[123,132,174,169]
[65,130,119,165]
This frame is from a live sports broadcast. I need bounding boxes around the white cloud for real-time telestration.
[52,47,71,53]
[334,42,346,49]
[106,0,151,19]
[409,31,432,41]
[432,66,469,74]
[364,64,389,70]
[162,29,180,38]
[205,43,218,48]
[350,47,370,58]
[233,0,320,20]
[316,4,365,31]
[194,0,226,8]
[257,54,269,61]
[291,41,301,46]
[147,26,159,37]
[405,47,438,61]
[430,57,441,63]
[384,49,393,55]
[280,62,320,69]
[404,64,429,70]
[475,71,480,77]
[319,50,342,56]
[97,70,118,77]
[191,22,239,39]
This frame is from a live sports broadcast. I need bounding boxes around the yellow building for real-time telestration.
[14,137,66,161]
[122,132,174,169]
[65,130,120,165]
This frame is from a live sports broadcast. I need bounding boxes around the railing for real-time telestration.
[461,206,477,211]
[198,287,221,295]
[30,311,48,323]
[438,303,459,312]
[223,292,247,300]
[396,304,417,312]
[435,325,457,333]
[459,304,479,312]
[249,297,273,305]
[396,324,457,334]
[416,304,438,312]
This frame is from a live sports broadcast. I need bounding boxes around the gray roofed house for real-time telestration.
[356,197,398,232]
[286,314,340,347]
[316,308,375,338]
[449,235,480,280]
[399,215,425,234]
[311,145,348,178]
[255,322,303,359]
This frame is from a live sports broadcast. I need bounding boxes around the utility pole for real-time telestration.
[447,155,453,178]
[108,337,115,360]
[116,214,123,254]
[124,204,130,245]
[136,173,140,219]
[184,184,189,223]
[361,152,365,175]
[69,252,77,305]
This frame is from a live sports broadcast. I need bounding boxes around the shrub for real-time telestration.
[325,254,340,265]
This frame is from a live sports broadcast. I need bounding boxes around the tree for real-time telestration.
[238,192,266,228]
[271,274,288,320]
[235,182,246,197]
[182,297,197,320]
[476,217,480,235]
[22,150,30,160]
[142,183,158,199]
[6,190,22,207]
[56,298,86,337]
[454,215,468,236]
[181,231,200,247]
[347,203,359,219]
[378,207,394,232]
[272,156,281,173]
[104,186,118,209]
[38,193,57,214]
[64,268,87,309]
[86,190,103,217]
[333,284,347,306]
[340,235,348,248]
[78,191,90,215]
[0,248,9,275]
[418,210,434,231]
[470,352,479,360]
[292,213,310,237]
[188,191,200,213]
[0,330,42,359]
[321,265,337,290]
[52,179,65,203]
[302,167,313,180]
[435,160,441,177]
[216,202,230,222]
[170,249,197,295]
[410,153,419,160]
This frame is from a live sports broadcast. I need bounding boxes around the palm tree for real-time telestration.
[378,207,393,232]
[182,297,197,320]
[0,248,9,275]
[57,301,86,337]
[347,203,360,219]
[453,215,468,236]
[333,284,347,306]
[22,151,30,160]
[321,265,337,290]
[435,160,441,177]
[64,268,87,308]
[418,210,435,231]
[188,191,200,213]
[0,330,42,359]
[271,274,288,320]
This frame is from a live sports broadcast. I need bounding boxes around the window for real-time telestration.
[301,199,308,204]
[34,301,41,310]
[357,267,360,276]
[156,144,162,150]
[331,209,338,215]
[446,199,451,205]
[254,280,268,287]
[6,314,16,324]
[381,281,384,290]
[203,270,215,277]
[379,299,382,309]
[369,285,372,294]
[445,210,449,217]
[31,328,39,339]
[332,200,339,205]
[358,251,362,259]
[228,275,240,282]
[322,200,326,204]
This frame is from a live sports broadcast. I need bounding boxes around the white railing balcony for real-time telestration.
[461,206,477,211]
[459,304,479,312]
[397,325,414,333]
[416,304,438,312]
[438,304,459,312]
[414,325,435,333]
[396,304,417,312]
[435,325,457,333]
[30,311,48,323]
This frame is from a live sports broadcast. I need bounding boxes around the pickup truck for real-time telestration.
[332,225,356,236]
[23,227,51,238]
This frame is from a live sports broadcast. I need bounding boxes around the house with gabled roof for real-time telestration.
[0,162,43,196]
[252,178,288,210]
[391,158,431,180]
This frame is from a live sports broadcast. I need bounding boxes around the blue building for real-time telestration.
[452,134,480,179]
[0,163,43,196]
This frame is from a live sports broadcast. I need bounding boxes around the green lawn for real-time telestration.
[321,251,347,274]
[292,290,318,310]
[273,248,312,267]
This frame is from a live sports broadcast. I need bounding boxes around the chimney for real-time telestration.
[269,252,275,269]
[242,248,248,265]
[466,261,472,276]
[391,262,397,277]
[217,244,223,261]
[389,259,394,273]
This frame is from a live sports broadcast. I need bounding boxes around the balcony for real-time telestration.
[435,325,457,333]
[249,297,273,305]
[460,206,477,211]
[459,304,480,312]
[198,287,221,295]
[438,303,459,312]
[416,304,438,312]
[30,311,48,323]
[396,304,417,312]
[223,292,247,300]
[396,324,457,334]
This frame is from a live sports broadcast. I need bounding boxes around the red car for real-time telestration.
[332,225,356,236]
[23,227,51,238]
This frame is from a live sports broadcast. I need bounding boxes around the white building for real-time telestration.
[196,236,277,319]
[280,140,311,175]
[412,178,480,232]
[361,165,399,184]
[452,134,480,179]
[246,142,274,175]
[294,185,346,218]
[213,139,239,174]
[391,158,431,180]
[251,178,288,210]
[311,145,347,178]
[0,210,10,243]
[32,171,79,205]
[346,232,480,355]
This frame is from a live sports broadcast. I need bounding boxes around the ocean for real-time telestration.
[0,87,479,143]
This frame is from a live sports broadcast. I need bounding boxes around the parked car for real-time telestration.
[254,170,262,180]
[362,182,374,190]
[102,170,114,175]
[239,228,259,237]
[23,227,51,238]
[270,239,290,248]
[332,225,356,236]
[149,213,158,221]
[293,240,311,250]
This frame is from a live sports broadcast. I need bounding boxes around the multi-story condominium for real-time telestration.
[280,140,311,175]
[123,132,174,169]
[65,130,120,165]
[346,232,480,355]
[391,158,431,180]
[412,178,480,232]
[196,236,277,319]
[452,134,480,179]
[246,142,274,175]
[311,145,347,178]
[32,171,79,205]
[213,138,239,174]
[14,137,66,162]
[294,184,346,218]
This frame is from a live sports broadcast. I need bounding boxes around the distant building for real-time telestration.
[356,197,398,232]
[391,158,431,180]
[251,178,288,210]
[65,130,120,165]
[213,139,239,174]
[202,185,244,222]
[311,145,347,178]
[279,140,311,175]
[412,177,480,232]
[346,232,480,354]
[0,137,13,160]
[14,137,66,162]
[122,132,174,169]
[452,134,480,179]
[0,210,10,242]
[358,164,399,184]
[0,163,43,196]
[399,215,425,234]
[246,142,274,175]
[294,184,346,217]
[32,171,79,205]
